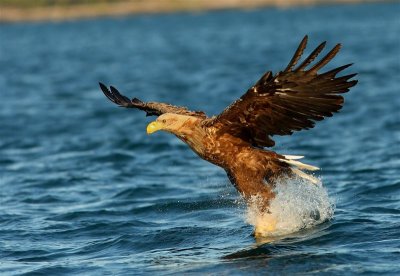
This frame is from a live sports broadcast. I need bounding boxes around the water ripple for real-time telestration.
[1,2,399,274]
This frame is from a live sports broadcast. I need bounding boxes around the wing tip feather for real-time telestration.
[295,40,326,72]
[284,35,309,72]
[308,43,342,74]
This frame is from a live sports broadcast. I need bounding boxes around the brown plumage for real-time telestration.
[99,36,357,212]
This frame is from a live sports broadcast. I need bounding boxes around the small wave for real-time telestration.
[245,176,334,237]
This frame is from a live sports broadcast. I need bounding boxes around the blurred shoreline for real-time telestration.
[0,0,392,23]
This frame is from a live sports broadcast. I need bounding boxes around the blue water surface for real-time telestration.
[1,2,399,275]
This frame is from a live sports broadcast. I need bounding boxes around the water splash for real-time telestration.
[245,176,335,237]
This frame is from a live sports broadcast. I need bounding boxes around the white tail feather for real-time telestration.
[279,156,320,185]
[291,168,320,185]
[279,158,320,171]
[283,155,304,160]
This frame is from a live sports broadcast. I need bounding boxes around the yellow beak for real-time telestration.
[146,121,162,134]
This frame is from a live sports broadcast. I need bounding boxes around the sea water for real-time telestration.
[1,2,399,274]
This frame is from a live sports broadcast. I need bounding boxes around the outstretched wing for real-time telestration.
[205,35,358,147]
[99,83,206,118]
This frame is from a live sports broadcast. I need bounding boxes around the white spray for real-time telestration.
[245,175,335,237]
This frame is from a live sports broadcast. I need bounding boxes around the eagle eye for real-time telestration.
[162,119,167,123]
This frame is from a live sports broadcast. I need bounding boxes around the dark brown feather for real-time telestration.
[295,41,326,71]
[205,37,358,147]
[308,44,341,74]
[99,82,206,118]
[284,35,308,72]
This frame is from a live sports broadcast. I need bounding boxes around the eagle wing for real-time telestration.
[204,35,358,147]
[99,83,206,118]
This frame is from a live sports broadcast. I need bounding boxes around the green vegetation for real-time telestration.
[0,0,128,8]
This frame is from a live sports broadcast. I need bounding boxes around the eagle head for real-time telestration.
[146,113,195,135]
